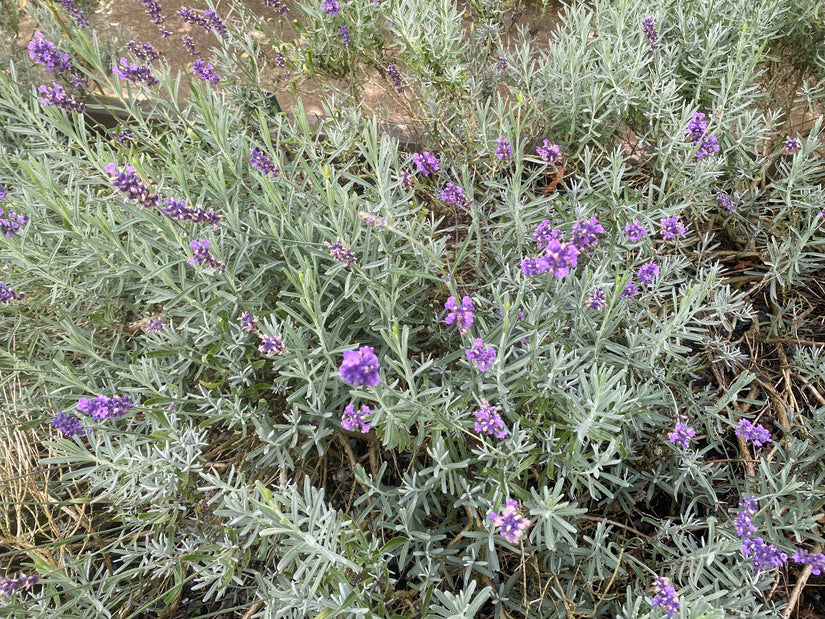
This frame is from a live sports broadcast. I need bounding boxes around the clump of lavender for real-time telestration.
[204,9,229,40]
[28,32,73,73]
[412,151,439,176]
[619,282,637,299]
[792,550,825,575]
[339,346,381,386]
[531,220,563,250]
[192,59,220,86]
[113,57,159,87]
[536,139,561,164]
[495,56,507,71]
[742,536,788,571]
[444,296,474,335]
[38,83,85,113]
[56,0,88,28]
[624,220,647,242]
[441,182,471,208]
[322,0,340,15]
[637,262,660,285]
[716,192,735,212]
[264,0,289,15]
[489,499,531,544]
[339,25,351,47]
[183,36,199,57]
[0,573,39,597]
[77,394,135,421]
[51,412,86,437]
[104,163,159,209]
[495,136,513,163]
[650,576,679,617]
[0,207,29,237]
[137,0,171,37]
[571,216,604,252]
[179,6,211,31]
[587,287,607,310]
[387,65,404,93]
[145,318,163,333]
[258,334,287,355]
[0,283,24,303]
[359,211,389,230]
[126,41,161,64]
[466,339,496,371]
[686,112,719,159]
[734,496,758,537]
[783,137,801,152]
[238,312,258,333]
[473,399,508,439]
[641,17,659,50]
[342,403,371,433]
[250,148,280,178]
[188,240,226,273]
[161,199,222,227]
[735,419,772,447]
[522,230,579,278]
[660,215,687,239]
[324,238,357,266]
[668,420,696,449]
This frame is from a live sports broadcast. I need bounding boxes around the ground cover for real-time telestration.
[1,0,825,617]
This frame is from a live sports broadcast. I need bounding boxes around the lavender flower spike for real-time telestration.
[735,419,772,447]
[473,399,508,439]
[650,576,679,617]
[466,339,496,371]
[668,421,696,449]
[342,403,371,434]
[28,33,73,73]
[339,346,381,386]
[188,239,226,273]
[444,296,474,334]
[489,499,531,544]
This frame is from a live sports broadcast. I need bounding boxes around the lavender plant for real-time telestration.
[1,0,825,617]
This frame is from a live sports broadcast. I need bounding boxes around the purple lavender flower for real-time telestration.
[264,0,289,15]
[489,499,531,544]
[716,192,735,212]
[496,56,507,71]
[686,112,708,143]
[276,51,286,67]
[466,339,496,371]
[668,421,696,449]
[104,163,159,209]
[637,262,660,285]
[56,0,89,28]
[359,211,389,230]
[183,36,199,57]
[735,419,772,447]
[339,346,381,386]
[342,403,371,433]
[110,129,133,142]
[258,334,287,355]
[412,151,439,176]
[126,41,161,64]
[696,134,720,159]
[521,255,549,276]
[660,215,686,239]
[444,295,474,334]
[238,312,258,333]
[587,287,606,310]
[0,283,24,303]
[742,536,788,571]
[400,170,411,189]
[571,216,604,252]
[473,399,508,439]
[650,576,679,617]
[68,72,85,88]
[339,25,351,47]
[161,199,221,227]
[28,33,73,73]
[324,238,357,266]
[138,0,171,37]
[192,59,220,86]
[784,137,801,153]
[495,137,513,163]
[76,394,135,421]
[792,550,825,575]
[531,221,563,250]
[641,17,659,51]
[250,148,280,178]
[113,57,159,87]
[0,208,29,237]
[188,240,226,273]
[51,412,86,437]
[38,83,85,113]
[734,495,758,537]
[441,182,471,208]
[145,318,163,333]
[0,185,5,200]
[624,220,647,242]
[387,65,404,93]
[536,139,561,164]
[543,239,579,278]
[204,9,229,40]
[322,0,340,15]
[619,282,637,299]
[0,574,39,597]
[178,6,211,31]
